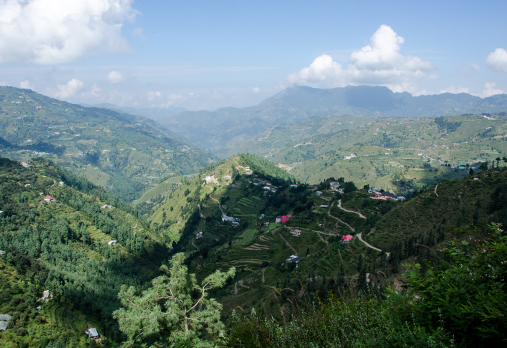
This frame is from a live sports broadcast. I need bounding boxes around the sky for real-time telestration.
[0,0,506,111]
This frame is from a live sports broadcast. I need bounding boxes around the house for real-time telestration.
[232,221,240,226]
[42,290,52,302]
[330,182,339,190]
[36,306,41,311]
[58,181,64,186]
[473,178,480,181]
[342,235,353,244]
[263,186,271,191]
[44,195,53,202]
[244,167,250,171]
[24,184,30,187]
[195,232,203,239]
[0,251,5,256]
[263,222,269,227]
[290,184,299,188]
[320,205,328,208]
[276,216,281,223]
[291,229,301,237]
[102,205,113,209]
[344,154,356,160]
[86,328,100,339]
[368,187,382,193]
[315,191,323,196]
[286,255,301,263]
[20,162,29,168]
[224,175,232,179]
[0,314,12,331]
[108,240,117,245]
[0,211,3,215]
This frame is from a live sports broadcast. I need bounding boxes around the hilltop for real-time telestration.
[0,86,212,201]
[140,152,507,319]
[0,157,168,346]
[159,85,507,152]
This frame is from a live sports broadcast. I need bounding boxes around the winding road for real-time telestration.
[337,199,366,219]
[327,203,356,232]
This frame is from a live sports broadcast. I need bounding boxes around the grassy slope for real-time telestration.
[221,114,507,194]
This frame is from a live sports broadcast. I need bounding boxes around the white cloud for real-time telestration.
[90,84,102,97]
[147,91,161,101]
[251,87,260,93]
[486,48,507,72]
[471,63,480,72]
[439,85,470,94]
[20,79,34,89]
[54,78,84,99]
[0,0,137,64]
[427,74,439,81]
[107,70,124,83]
[288,25,434,90]
[481,82,504,97]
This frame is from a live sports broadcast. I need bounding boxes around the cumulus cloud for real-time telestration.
[0,0,137,64]
[439,85,470,94]
[481,82,505,97]
[54,78,84,99]
[486,48,507,72]
[287,25,434,90]
[20,79,34,89]
[107,70,124,83]
[147,91,161,101]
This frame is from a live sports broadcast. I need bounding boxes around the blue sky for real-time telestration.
[0,0,506,111]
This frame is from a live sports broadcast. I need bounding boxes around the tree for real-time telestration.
[114,253,235,347]
[405,224,507,347]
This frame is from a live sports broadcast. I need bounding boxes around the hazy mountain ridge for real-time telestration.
[159,85,507,152]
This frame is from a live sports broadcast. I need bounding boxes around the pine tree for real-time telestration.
[114,253,235,347]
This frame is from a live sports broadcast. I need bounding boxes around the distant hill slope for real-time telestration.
[0,157,168,346]
[225,113,507,194]
[0,86,213,201]
[159,85,507,152]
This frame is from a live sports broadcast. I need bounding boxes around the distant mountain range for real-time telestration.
[158,85,507,152]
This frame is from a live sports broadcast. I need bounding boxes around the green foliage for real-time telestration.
[405,224,507,347]
[114,253,235,347]
[227,293,453,347]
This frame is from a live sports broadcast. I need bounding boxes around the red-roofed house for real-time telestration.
[44,195,53,202]
[342,234,353,244]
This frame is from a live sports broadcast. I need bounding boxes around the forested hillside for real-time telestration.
[142,153,507,323]
[0,87,212,201]
[0,158,169,346]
